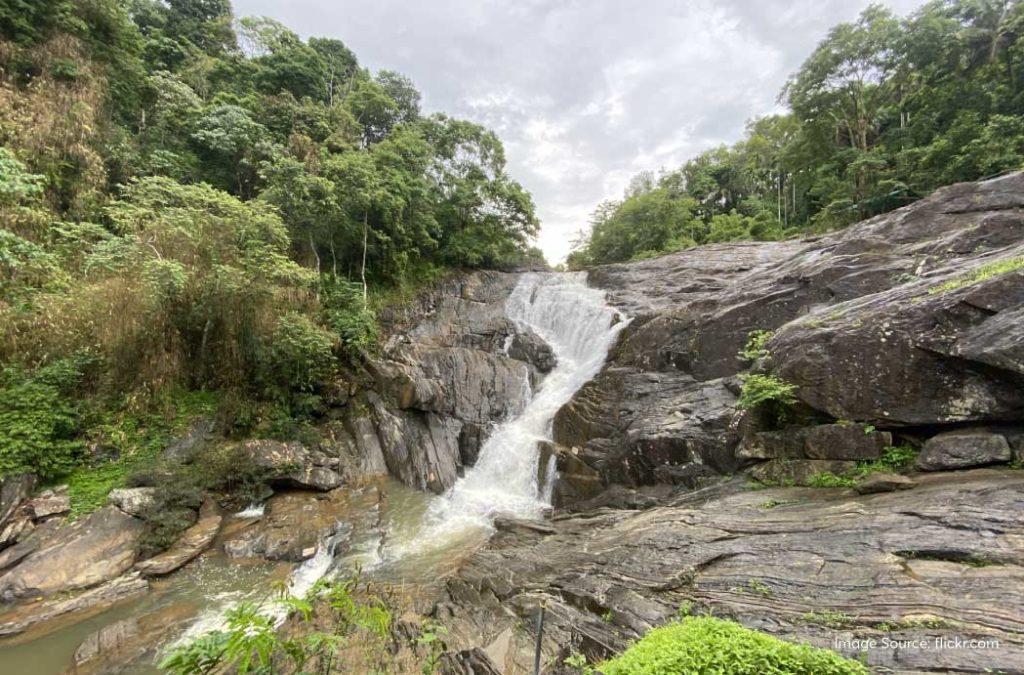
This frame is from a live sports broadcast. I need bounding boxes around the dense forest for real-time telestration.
[569,0,1024,267]
[0,0,540,506]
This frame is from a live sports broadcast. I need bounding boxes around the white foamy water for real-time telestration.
[383,271,629,559]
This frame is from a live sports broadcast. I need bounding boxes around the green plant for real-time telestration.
[416,618,449,675]
[853,444,917,478]
[739,330,774,361]
[737,374,798,428]
[565,651,596,675]
[0,356,90,480]
[800,610,856,629]
[599,616,867,675]
[928,256,1024,294]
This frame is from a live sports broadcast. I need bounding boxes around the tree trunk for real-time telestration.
[361,212,369,307]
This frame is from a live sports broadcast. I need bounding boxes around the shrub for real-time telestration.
[321,276,378,358]
[806,472,857,488]
[738,373,798,429]
[600,616,867,675]
[0,356,89,479]
[260,312,337,395]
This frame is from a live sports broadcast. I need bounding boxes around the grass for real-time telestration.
[599,616,868,675]
[63,390,219,517]
[928,256,1024,294]
[800,610,857,629]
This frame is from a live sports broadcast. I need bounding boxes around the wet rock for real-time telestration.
[537,443,604,507]
[747,459,857,486]
[0,573,147,638]
[507,330,556,373]
[652,462,720,489]
[492,517,554,536]
[917,430,1013,471]
[223,491,352,562]
[569,173,1024,490]
[439,470,1024,674]
[0,474,35,530]
[0,506,144,601]
[243,439,343,491]
[107,487,156,517]
[854,472,916,494]
[135,499,221,576]
[438,648,502,675]
[737,425,890,462]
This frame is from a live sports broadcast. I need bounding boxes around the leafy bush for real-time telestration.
[600,616,867,675]
[321,276,378,357]
[738,374,798,428]
[260,312,337,395]
[0,356,89,479]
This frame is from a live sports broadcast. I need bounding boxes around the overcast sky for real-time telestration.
[234,0,927,263]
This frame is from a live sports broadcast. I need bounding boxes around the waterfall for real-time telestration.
[384,272,628,557]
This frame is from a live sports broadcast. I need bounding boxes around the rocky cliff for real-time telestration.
[432,173,1024,673]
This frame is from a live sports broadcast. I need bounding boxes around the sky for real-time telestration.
[233,0,928,263]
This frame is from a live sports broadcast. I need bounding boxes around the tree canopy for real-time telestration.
[571,0,1024,267]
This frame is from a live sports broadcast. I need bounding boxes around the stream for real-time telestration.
[0,272,627,674]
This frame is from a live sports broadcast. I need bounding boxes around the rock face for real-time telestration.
[0,474,35,530]
[0,506,143,601]
[916,430,1013,471]
[854,472,916,494]
[308,271,553,494]
[553,173,1024,499]
[440,470,1024,674]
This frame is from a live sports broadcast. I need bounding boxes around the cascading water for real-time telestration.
[381,271,629,560]
[173,272,627,646]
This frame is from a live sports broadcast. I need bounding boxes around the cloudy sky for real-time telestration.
[234,0,927,262]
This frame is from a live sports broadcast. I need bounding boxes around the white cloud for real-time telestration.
[233,0,929,263]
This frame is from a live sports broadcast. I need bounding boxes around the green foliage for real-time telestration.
[599,616,867,675]
[739,330,774,361]
[928,256,1024,294]
[801,610,857,630]
[0,356,88,479]
[320,276,379,357]
[571,1,1024,266]
[737,374,798,412]
[416,618,449,675]
[160,577,398,675]
[805,472,858,489]
[260,312,337,395]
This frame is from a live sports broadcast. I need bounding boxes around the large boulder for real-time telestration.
[223,490,351,562]
[27,486,70,520]
[737,424,890,462]
[108,487,156,517]
[916,430,1013,471]
[243,440,343,491]
[0,506,143,601]
[0,573,148,638]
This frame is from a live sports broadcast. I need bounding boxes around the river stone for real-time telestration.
[108,487,157,517]
[73,617,140,667]
[916,430,1012,471]
[747,459,857,486]
[0,506,144,601]
[854,472,917,494]
[135,499,221,576]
